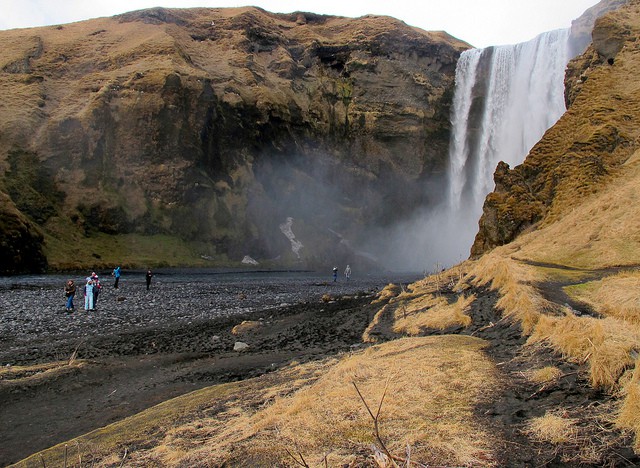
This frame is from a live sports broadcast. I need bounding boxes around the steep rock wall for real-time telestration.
[0,7,467,271]
[472,0,637,256]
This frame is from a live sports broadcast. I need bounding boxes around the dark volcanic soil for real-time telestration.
[0,270,419,466]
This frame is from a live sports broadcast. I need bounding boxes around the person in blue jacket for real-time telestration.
[112,266,121,289]
[84,278,94,311]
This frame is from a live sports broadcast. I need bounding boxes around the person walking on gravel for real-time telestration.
[145,269,153,290]
[112,266,121,289]
[64,279,76,312]
[344,264,351,281]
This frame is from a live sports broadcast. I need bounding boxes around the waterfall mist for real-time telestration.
[373,29,574,272]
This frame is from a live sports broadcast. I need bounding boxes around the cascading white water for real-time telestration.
[423,28,572,266]
[448,28,571,216]
[372,28,578,272]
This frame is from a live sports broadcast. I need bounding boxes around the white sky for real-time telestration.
[1,0,598,48]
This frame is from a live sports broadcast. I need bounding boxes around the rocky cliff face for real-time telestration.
[472,0,636,257]
[0,7,467,273]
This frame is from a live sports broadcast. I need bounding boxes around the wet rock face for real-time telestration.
[0,7,468,272]
[0,193,47,275]
[592,13,631,62]
[568,0,628,57]
[472,0,636,257]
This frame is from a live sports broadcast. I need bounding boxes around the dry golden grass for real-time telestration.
[525,411,578,444]
[23,336,500,467]
[528,311,640,389]
[618,360,640,451]
[0,360,87,390]
[231,320,263,335]
[450,248,640,442]
[529,366,563,384]
[391,293,474,335]
[363,265,475,340]
[465,251,549,334]
[371,283,402,304]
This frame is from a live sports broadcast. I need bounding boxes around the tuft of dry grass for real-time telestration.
[527,310,640,389]
[525,411,579,444]
[391,293,474,335]
[0,360,86,389]
[371,283,401,304]
[231,320,262,335]
[465,251,548,334]
[529,366,563,384]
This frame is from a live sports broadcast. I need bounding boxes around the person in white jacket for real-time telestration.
[84,278,94,311]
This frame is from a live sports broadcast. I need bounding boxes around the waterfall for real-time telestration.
[371,28,577,272]
[438,28,572,263]
[448,28,571,216]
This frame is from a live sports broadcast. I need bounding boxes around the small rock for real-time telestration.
[233,341,250,352]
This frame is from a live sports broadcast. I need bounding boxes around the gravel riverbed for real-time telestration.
[0,269,421,365]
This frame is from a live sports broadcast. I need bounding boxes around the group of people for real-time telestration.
[63,267,154,312]
[64,272,102,312]
[332,264,352,282]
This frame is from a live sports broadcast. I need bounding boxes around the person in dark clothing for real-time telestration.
[332,267,338,282]
[64,279,76,312]
[112,266,121,289]
[91,272,101,309]
[145,269,153,290]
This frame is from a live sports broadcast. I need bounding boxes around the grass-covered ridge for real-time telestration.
[18,336,498,467]
[43,231,227,271]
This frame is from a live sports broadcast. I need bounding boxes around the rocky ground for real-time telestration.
[1,270,639,467]
[0,270,418,466]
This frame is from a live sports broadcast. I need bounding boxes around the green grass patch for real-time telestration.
[530,265,594,283]
[43,231,230,270]
[563,282,597,302]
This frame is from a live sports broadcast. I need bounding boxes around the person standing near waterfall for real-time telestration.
[91,272,102,309]
[112,266,121,289]
[84,278,94,311]
[64,279,76,312]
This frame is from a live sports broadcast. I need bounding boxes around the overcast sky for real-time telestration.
[2,0,599,48]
